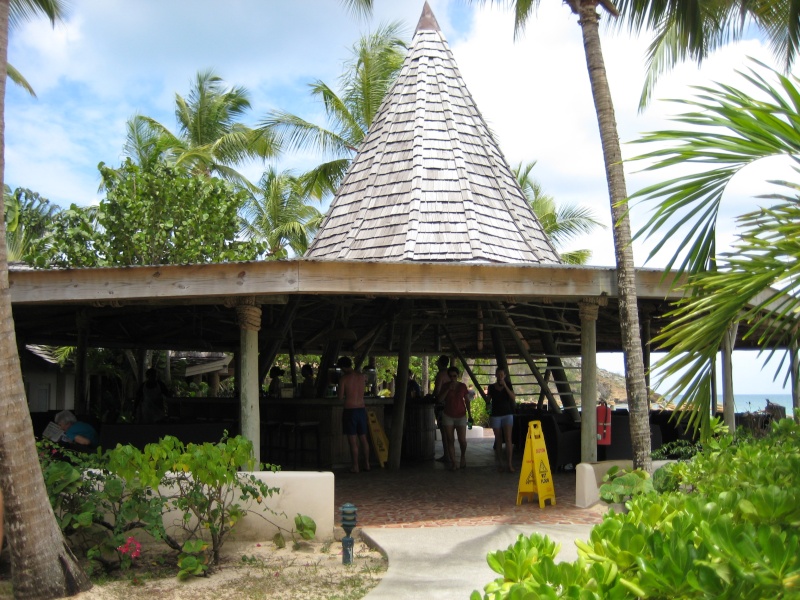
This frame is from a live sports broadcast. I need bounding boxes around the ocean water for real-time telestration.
[726,393,793,414]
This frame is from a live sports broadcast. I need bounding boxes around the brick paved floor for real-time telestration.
[334,436,604,528]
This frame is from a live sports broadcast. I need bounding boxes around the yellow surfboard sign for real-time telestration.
[516,420,556,508]
[367,409,389,468]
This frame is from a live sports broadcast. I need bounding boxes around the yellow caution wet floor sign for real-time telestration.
[516,420,556,508]
[367,409,389,468]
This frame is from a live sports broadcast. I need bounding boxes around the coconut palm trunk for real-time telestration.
[571,0,651,471]
[0,0,91,596]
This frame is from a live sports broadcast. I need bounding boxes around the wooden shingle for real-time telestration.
[305,2,560,264]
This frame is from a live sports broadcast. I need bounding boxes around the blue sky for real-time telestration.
[5,0,795,397]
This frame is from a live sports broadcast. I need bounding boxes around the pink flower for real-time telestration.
[117,536,142,559]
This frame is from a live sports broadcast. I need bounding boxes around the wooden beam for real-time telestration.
[491,302,560,411]
[442,326,490,405]
[9,261,689,305]
[258,297,301,385]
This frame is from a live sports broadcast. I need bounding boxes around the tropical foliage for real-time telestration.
[241,167,323,259]
[513,161,604,264]
[125,70,277,190]
[472,416,800,599]
[612,0,800,108]
[37,434,317,578]
[629,61,800,431]
[259,22,407,199]
[3,185,61,261]
[631,60,800,276]
[35,160,262,268]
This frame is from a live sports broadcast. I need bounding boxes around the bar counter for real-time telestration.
[166,395,394,469]
[262,396,393,470]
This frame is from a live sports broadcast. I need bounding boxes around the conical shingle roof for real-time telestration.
[305,2,560,264]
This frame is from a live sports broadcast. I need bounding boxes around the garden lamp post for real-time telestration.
[340,502,357,564]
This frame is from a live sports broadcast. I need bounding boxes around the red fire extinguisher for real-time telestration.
[597,400,612,445]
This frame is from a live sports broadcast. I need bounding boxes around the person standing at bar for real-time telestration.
[439,366,471,471]
[337,356,370,473]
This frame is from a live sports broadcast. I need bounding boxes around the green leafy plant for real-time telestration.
[598,466,654,505]
[651,439,700,461]
[272,513,317,550]
[40,433,317,580]
[177,539,210,580]
[105,433,280,565]
[37,439,173,573]
[651,462,685,494]
[473,416,800,599]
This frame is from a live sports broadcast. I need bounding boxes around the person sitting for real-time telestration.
[54,410,98,449]
[268,366,285,399]
[300,363,316,398]
[406,369,422,401]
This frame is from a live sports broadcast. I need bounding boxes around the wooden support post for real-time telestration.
[722,322,739,433]
[74,312,90,414]
[580,300,599,464]
[288,328,298,392]
[491,324,509,378]
[237,299,262,465]
[389,318,412,470]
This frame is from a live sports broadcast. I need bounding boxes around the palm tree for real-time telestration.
[3,185,61,262]
[513,161,605,265]
[241,167,323,259]
[259,22,406,198]
[631,62,800,430]
[0,1,93,596]
[125,69,277,190]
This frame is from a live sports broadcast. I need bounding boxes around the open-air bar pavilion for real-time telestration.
[10,4,793,470]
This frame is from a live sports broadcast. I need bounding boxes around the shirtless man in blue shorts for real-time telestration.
[338,356,370,473]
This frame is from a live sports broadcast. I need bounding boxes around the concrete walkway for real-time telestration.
[361,522,595,599]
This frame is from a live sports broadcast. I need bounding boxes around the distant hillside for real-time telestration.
[597,367,628,405]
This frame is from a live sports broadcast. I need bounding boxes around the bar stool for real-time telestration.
[279,408,321,470]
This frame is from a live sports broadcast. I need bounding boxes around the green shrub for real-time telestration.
[470,396,490,428]
[651,439,700,460]
[39,434,316,579]
[598,466,654,505]
[472,417,800,599]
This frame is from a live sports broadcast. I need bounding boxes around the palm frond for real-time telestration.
[10,0,66,30]
[653,191,800,432]
[630,59,800,277]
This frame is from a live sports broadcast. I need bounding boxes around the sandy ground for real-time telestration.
[1,535,386,600]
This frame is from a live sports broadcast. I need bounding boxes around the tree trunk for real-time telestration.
[0,1,92,596]
[572,0,652,472]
